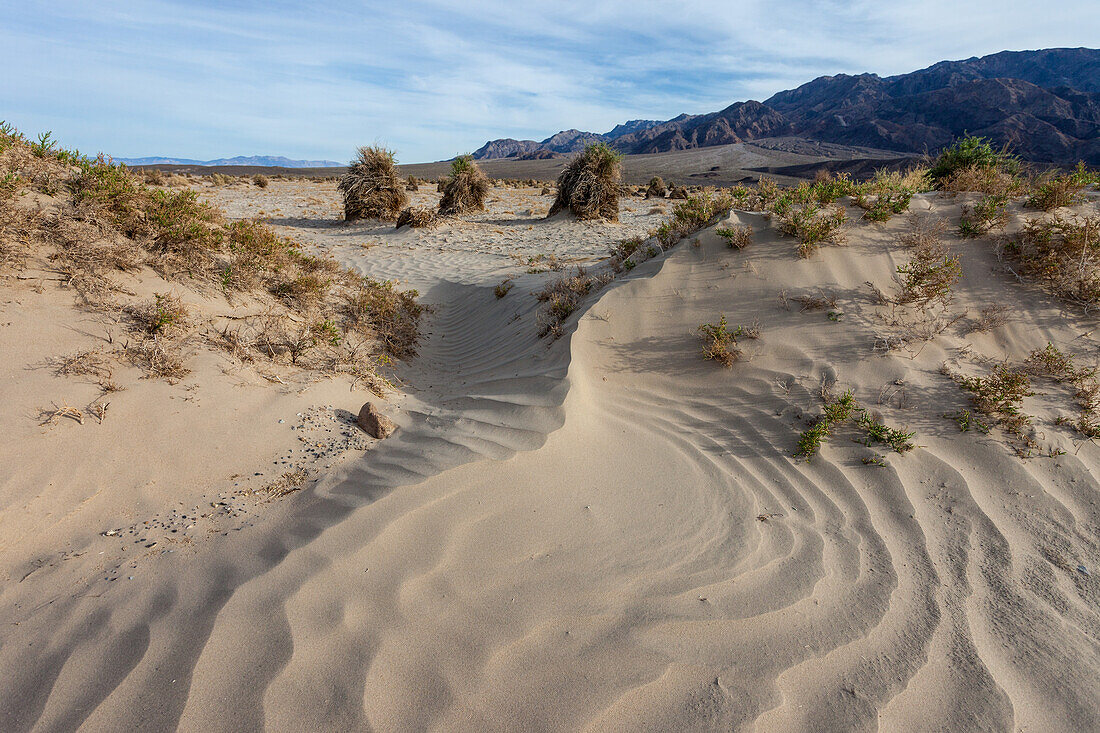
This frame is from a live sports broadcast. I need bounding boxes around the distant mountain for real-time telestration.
[117,155,343,168]
[472,47,1100,165]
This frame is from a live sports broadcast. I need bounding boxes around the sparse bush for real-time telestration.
[126,292,189,335]
[956,364,1034,435]
[535,267,612,338]
[668,185,688,199]
[855,409,915,452]
[777,204,846,257]
[1000,214,1100,308]
[858,189,913,222]
[549,143,621,221]
[797,390,913,459]
[654,191,735,247]
[697,315,757,367]
[494,279,513,298]
[895,241,961,304]
[715,225,752,249]
[395,206,435,229]
[958,194,1008,238]
[338,146,408,222]
[1026,165,1093,211]
[405,175,419,192]
[439,155,489,215]
[252,174,269,188]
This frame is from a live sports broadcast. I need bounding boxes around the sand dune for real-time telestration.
[3,182,1100,731]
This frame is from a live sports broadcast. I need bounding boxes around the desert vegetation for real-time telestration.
[549,143,621,221]
[439,155,489,215]
[0,123,422,392]
[796,389,914,460]
[697,315,758,367]
[339,146,408,222]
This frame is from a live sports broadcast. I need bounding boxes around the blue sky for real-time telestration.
[3,1,1098,163]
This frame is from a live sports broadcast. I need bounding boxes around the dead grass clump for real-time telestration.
[439,155,489,215]
[549,143,621,222]
[124,336,190,381]
[715,225,752,250]
[897,216,947,250]
[252,174,269,188]
[1025,343,1100,437]
[645,176,666,198]
[406,175,419,191]
[967,303,1010,333]
[341,275,424,358]
[338,146,408,222]
[494,279,513,298]
[264,469,309,498]
[51,349,114,382]
[668,185,688,199]
[1000,214,1100,308]
[395,206,435,229]
[143,169,166,186]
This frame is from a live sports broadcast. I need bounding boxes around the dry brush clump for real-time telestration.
[895,239,961,304]
[958,194,1008,238]
[338,146,408,222]
[395,206,435,229]
[1000,213,1100,309]
[928,135,1022,194]
[549,143,621,222]
[535,267,613,338]
[645,176,666,198]
[439,155,489,216]
[1026,163,1097,211]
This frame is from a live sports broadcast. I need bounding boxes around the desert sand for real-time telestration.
[2,173,1100,732]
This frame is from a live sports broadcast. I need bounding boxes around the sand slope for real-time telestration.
[3,191,1100,731]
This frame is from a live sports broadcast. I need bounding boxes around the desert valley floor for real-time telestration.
[2,176,1100,731]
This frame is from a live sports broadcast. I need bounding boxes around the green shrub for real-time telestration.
[928,135,1019,186]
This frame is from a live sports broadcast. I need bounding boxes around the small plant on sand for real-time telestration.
[338,146,408,222]
[549,143,621,221]
[535,267,613,338]
[955,364,1034,435]
[797,390,913,459]
[858,189,913,222]
[252,173,269,188]
[715,225,753,249]
[958,193,1008,238]
[126,293,189,335]
[777,204,846,257]
[854,409,915,452]
[654,191,735,248]
[494,279,513,298]
[949,409,991,433]
[439,154,490,215]
[697,315,757,367]
[1024,342,1100,437]
[895,243,961,304]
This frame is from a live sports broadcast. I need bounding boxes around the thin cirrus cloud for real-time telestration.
[1,1,1097,163]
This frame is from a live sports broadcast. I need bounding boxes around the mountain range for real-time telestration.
[116,155,343,168]
[473,48,1100,166]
